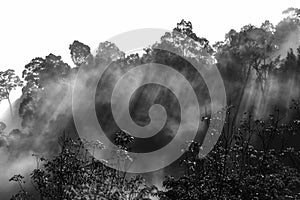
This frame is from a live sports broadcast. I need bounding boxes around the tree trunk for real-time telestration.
[7,96,13,118]
[230,65,252,133]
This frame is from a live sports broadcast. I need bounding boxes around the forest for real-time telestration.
[0,7,300,200]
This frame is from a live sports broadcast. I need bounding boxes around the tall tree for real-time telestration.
[0,69,23,117]
[214,22,278,130]
[20,54,71,127]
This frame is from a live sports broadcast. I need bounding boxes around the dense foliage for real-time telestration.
[10,131,158,200]
[160,106,300,200]
[0,7,300,200]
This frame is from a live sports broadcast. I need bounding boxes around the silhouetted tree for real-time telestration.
[0,69,23,117]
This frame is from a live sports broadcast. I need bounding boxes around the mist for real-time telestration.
[0,11,300,199]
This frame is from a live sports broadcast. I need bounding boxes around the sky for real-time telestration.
[0,0,299,117]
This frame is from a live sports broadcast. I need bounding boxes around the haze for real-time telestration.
[0,0,299,117]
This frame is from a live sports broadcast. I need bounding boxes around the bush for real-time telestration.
[10,131,158,200]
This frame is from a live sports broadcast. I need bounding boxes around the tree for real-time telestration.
[155,19,213,62]
[283,7,300,19]
[0,69,23,117]
[20,54,71,127]
[22,54,70,90]
[69,40,91,67]
[274,7,300,56]
[95,41,125,65]
[214,22,279,133]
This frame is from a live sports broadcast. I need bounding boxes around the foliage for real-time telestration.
[69,40,91,67]
[6,8,300,200]
[0,69,23,116]
[10,132,158,200]
[19,53,72,128]
[22,54,70,90]
[9,175,32,200]
[159,106,300,200]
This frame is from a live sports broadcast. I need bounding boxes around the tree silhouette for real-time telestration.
[0,69,23,117]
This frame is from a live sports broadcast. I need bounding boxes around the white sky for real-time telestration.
[0,0,299,117]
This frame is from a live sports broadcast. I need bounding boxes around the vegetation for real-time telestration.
[0,69,23,117]
[160,105,300,200]
[10,131,157,200]
[0,7,300,200]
